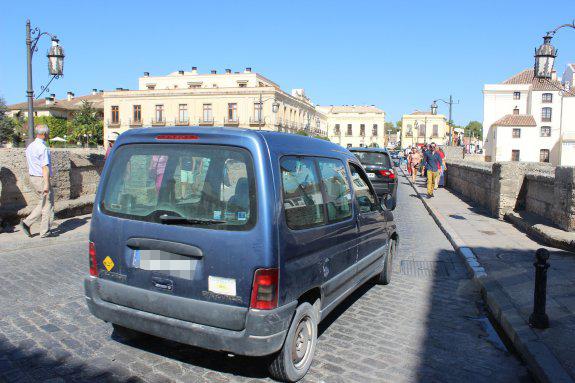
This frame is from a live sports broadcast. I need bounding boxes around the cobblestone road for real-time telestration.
[0,172,532,382]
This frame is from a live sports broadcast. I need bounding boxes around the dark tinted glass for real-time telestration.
[350,151,391,168]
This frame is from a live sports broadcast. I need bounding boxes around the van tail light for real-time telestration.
[378,169,396,179]
[250,268,279,310]
[89,242,98,277]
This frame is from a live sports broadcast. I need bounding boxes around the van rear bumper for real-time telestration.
[84,276,296,356]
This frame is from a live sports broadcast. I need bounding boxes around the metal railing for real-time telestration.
[175,117,189,126]
[129,118,142,127]
[199,117,214,125]
[224,117,239,125]
[107,119,120,127]
[249,116,264,125]
[151,117,166,126]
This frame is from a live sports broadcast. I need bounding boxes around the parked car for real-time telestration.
[85,128,398,382]
[349,147,398,210]
[389,150,401,167]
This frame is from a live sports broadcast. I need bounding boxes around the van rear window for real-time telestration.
[101,144,256,230]
[350,151,391,168]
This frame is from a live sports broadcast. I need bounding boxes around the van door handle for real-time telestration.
[127,238,203,258]
[152,277,173,291]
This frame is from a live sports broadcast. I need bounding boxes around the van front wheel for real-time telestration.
[377,239,396,285]
[269,302,318,382]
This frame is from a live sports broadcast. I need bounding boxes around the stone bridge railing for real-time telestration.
[445,159,575,232]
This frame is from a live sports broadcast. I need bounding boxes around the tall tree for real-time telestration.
[69,101,103,145]
[465,121,483,138]
[0,98,19,144]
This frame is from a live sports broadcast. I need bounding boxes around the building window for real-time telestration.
[513,107,519,115]
[239,83,247,88]
[418,124,426,137]
[346,124,352,136]
[433,124,439,137]
[178,104,188,123]
[540,149,550,163]
[202,104,212,122]
[511,150,520,161]
[132,105,141,123]
[406,124,413,136]
[111,106,119,124]
[513,92,521,100]
[360,124,365,136]
[542,107,552,122]
[512,128,521,138]
[372,124,378,136]
[542,93,553,103]
[228,103,237,121]
[253,102,262,122]
[540,126,551,137]
[334,124,340,135]
[155,105,164,122]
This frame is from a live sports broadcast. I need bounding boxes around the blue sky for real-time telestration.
[1,0,574,126]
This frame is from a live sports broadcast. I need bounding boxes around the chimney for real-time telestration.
[98,90,103,93]
[191,66,198,74]
[67,91,74,101]
[50,93,55,99]
[211,69,217,74]
[244,67,252,73]
[92,88,97,95]
[551,69,558,81]
[45,95,55,105]
[144,71,150,77]
[116,87,123,91]
[178,70,184,75]
[225,68,231,74]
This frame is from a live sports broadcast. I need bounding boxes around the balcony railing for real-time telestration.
[107,119,120,127]
[151,117,166,126]
[175,118,189,126]
[129,118,142,127]
[224,117,240,126]
[199,117,214,126]
[249,116,264,126]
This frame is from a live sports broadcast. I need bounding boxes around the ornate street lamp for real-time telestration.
[26,20,65,144]
[534,22,575,80]
[431,101,438,115]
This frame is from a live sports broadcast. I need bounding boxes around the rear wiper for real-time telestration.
[159,214,227,225]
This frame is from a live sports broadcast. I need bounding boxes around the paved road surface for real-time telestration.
[0,172,532,382]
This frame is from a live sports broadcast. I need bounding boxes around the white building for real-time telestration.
[316,105,386,148]
[483,67,575,165]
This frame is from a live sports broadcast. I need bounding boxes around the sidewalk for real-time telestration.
[401,167,575,383]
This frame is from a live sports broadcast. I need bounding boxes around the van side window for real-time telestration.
[349,163,378,213]
[317,158,352,222]
[281,157,325,229]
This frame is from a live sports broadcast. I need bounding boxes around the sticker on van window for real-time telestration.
[213,210,222,220]
[237,212,247,221]
[208,276,236,296]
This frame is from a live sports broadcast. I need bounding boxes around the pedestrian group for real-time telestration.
[404,143,447,198]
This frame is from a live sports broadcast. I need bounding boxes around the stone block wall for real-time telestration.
[0,148,104,219]
[446,158,574,231]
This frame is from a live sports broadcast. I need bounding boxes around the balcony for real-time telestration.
[249,116,264,126]
[129,118,142,127]
[107,119,120,128]
[224,117,239,126]
[175,118,189,126]
[199,117,214,126]
[151,118,166,126]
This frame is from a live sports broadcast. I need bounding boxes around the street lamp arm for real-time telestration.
[547,21,575,36]
[434,98,459,105]
[30,28,57,55]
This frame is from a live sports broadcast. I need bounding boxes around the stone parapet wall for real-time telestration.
[0,148,104,220]
[445,158,574,231]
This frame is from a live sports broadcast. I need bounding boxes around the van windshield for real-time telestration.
[101,144,256,230]
[350,151,391,168]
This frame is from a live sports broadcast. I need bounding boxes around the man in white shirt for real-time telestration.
[20,124,54,238]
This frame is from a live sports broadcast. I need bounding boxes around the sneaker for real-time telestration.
[40,231,55,238]
[20,222,32,237]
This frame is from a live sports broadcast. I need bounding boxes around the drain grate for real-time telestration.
[400,260,452,278]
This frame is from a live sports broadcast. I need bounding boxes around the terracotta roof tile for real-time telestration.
[8,93,103,111]
[492,114,537,127]
[323,105,384,114]
[501,68,564,91]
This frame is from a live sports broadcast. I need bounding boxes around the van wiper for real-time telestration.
[159,215,227,225]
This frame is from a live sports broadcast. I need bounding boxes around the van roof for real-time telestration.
[116,126,354,158]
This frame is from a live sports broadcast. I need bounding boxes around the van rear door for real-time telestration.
[94,143,258,330]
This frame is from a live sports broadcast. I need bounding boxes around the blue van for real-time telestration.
[85,127,398,382]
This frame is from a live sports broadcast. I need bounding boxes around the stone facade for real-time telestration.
[445,159,574,231]
[0,149,104,220]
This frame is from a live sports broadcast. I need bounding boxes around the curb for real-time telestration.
[400,166,574,383]
[505,212,575,254]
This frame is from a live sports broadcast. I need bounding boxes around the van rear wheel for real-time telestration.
[377,239,396,285]
[269,302,318,382]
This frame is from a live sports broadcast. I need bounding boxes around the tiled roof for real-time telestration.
[501,68,564,91]
[8,93,104,111]
[410,110,432,115]
[322,105,384,114]
[492,114,537,127]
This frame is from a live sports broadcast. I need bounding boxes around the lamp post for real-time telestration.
[413,120,419,147]
[258,93,280,131]
[533,21,575,80]
[431,96,459,146]
[25,20,65,144]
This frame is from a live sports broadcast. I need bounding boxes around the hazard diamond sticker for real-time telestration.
[103,256,115,272]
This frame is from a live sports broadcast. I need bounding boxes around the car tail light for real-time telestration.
[250,268,279,310]
[378,169,396,179]
[89,242,98,277]
[155,134,199,140]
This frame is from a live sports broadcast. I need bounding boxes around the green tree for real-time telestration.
[69,101,103,145]
[465,121,483,138]
[0,98,20,144]
[396,120,402,129]
[35,116,69,140]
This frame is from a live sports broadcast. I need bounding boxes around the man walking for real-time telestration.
[20,124,54,238]
[423,142,442,198]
